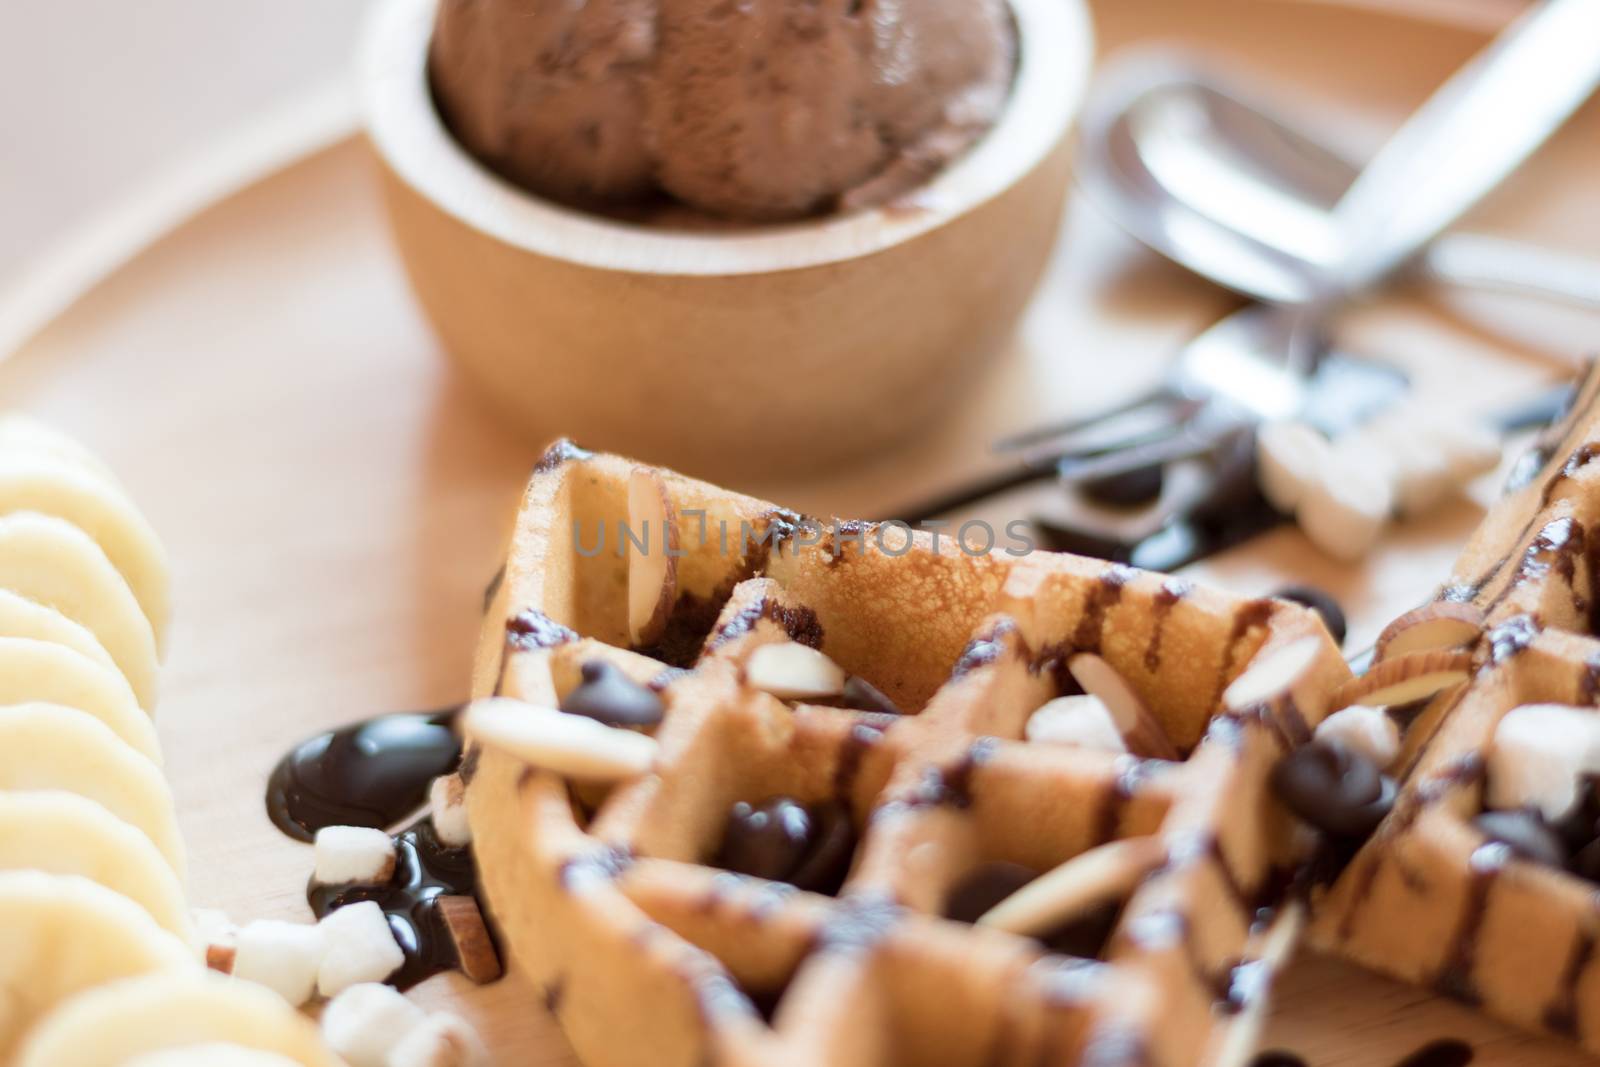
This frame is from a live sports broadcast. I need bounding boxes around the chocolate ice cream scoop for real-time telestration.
[430,0,1016,221]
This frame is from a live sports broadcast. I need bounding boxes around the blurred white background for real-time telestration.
[0,1,376,296]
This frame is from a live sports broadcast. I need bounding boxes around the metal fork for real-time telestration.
[996,0,1600,495]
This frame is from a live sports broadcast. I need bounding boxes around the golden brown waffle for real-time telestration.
[465,442,1349,1067]
[1312,363,1600,1050]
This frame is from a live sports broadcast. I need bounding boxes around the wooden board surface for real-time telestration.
[2,1,1598,1064]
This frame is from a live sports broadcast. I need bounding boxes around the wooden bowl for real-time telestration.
[361,0,1093,481]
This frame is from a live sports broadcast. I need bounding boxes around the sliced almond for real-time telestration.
[626,468,678,648]
[438,895,503,984]
[1223,636,1323,711]
[1375,602,1484,661]
[977,837,1166,937]
[1332,649,1473,710]
[1067,653,1179,761]
[1025,695,1127,753]
[745,641,846,701]
[463,697,657,781]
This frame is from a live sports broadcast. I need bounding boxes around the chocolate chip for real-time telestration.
[1272,585,1347,647]
[785,803,855,895]
[1272,741,1395,838]
[839,676,902,716]
[1573,839,1600,883]
[1081,463,1165,509]
[560,661,664,728]
[944,861,1037,924]
[713,797,856,894]
[1473,811,1568,869]
[716,799,809,881]
[1038,902,1121,959]
[1554,775,1600,851]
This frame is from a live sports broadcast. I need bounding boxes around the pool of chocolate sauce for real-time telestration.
[265,709,486,989]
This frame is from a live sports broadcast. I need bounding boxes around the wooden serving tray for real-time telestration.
[0,0,1595,1063]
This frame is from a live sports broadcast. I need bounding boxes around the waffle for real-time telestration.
[462,441,1350,1067]
[1311,361,1600,1050]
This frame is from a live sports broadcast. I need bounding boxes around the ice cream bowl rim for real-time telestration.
[361,0,1095,278]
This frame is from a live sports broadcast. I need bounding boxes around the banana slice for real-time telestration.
[0,512,159,709]
[0,415,121,488]
[0,637,159,760]
[0,792,190,940]
[0,704,184,874]
[122,1048,305,1067]
[15,972,343,1067]
[0,872,194,1061]
[0,588,119,672]
[0,455,170,648]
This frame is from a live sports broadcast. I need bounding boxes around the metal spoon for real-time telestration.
[1080,51,1600,309]
[948,0,1600,548]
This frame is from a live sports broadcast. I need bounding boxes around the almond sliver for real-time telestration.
[1224,637,1323,711]
[1333,649,1473,710]
[977,837,1165,937]
[1068,653,1179,761]
[1376,602,1483,661]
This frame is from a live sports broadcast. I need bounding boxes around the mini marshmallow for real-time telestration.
[430,774,472,848]
[1297,444,1395,562]
[192,907,236,941]
[232,919,324,1006]
[1025,695,1127,753]
[1353,422,1455,517]
[192,907,237,950]
[314,825,397,886]
[1314,705,1401,771]
[1257,421,1331,514]
[317,900,405,998]
[1364,405,1505,515]
[388,1013,489,1067]
[321,982,427,1067]
[1488,703,1600,821]
[1405,407,1503,481]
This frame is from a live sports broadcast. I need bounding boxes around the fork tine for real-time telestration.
[993,386,1189,454]
[1014,422,1186,472]
[1057,421,1237,488]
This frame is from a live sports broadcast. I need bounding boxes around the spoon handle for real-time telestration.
[1424,234,1600,312]
[1327,0,1600,297]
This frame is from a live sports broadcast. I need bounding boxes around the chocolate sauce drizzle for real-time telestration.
[1436,843,1509,1006]
[1546,923,1598,1037]
[506,609,578,652]
[1071,565,1133,653]
[1144,578,1191,670]
[532,437,595,473]
[1445,438,1600,606]
[265,709,491,990]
